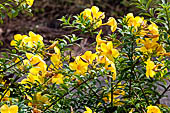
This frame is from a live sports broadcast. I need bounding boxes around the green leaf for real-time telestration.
[146,0,152,9]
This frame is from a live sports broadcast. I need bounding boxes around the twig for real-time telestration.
[43,76,95,112]
[85,82,111,113]
[155,84,170,104]
[0,57,26,73]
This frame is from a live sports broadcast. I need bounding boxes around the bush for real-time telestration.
[0,0,169,113]
[0,0,33,23]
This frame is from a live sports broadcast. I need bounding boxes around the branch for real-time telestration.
[155,84,170,104]
[43,75,95,112]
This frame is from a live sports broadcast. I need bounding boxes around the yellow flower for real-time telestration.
[98,56,117,80]
[147,105,161,113]
[103,17,117,32]
[29,31,44,48]
[96,30,107,52]
[147,22,159,39]
[26,0,34,6]
[81,6,105,29]
[69,56,89,75]
[49,47,62,70]
[145,58,156,78]
[126,13,145,28]
[125,13,148,36]
[20,31,44,48]
[11,31,44,49]
[96,30,107,45]
[84,106,96,113]
[156,45,166,56]
[100,41,119,61]
[0,90,10,102]
[52,73,64,84]
[26,53,47,76]
[35,92,50,105]
[136,38,159,54]
[0,104,18,113]
[81,51,97,64]
[20,73,44,85]
[10,34,24,46]
[129,108,134,113]
[103,89,125,106]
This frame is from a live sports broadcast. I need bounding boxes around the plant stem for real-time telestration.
[155,84,170,104]
[43,75,95,112]
[139,85,150,106]
[111,76,113,108]
[0,57,26,73]
[85,82,111,113]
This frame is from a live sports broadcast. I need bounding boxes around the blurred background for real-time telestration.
[0,0,137,49]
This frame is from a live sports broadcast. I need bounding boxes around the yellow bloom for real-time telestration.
[136,38,166,56]
[26,0,34,6]
[96,30,107,52]
[0,104,18,113]
[136,38,159,54]
[10,34,24,46]
[156,45,166,56]
[145,58,156,78]
[129,108,134,113]
[98,56,117,80]
[28,31,44,48]
[125,13,148,36]
[103,17,117,32]
[81,6,105,29]
[96,30,107,45]
[26,53,47,76]
[69,56,89,75]
[100,41,119,61]
[20,73,44,85]
[126,13,144,28]
[147,105,161,113]
[84,106,96,113]
[49,47,62,70]
[147,22,159,39]
[52,73,63,84]
[103,88,125,106]
[35,92,50,105]
[0,90,10,102]
[81,51,97,64]
[11,31,44,49]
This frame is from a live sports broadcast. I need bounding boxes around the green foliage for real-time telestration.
[0,0,33,24]
[0,0,170,113]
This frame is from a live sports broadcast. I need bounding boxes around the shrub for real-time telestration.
[0,0,169,113]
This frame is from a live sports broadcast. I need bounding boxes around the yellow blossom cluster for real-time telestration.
[69,29,119,80]
[10,31,44,49]
[147,105,161,113]
[0,104,18,113]
[125,13,159,38]
[80,6,117,32]
[96,30,119,80]
[124,13,169,78]
[136,38,166,56]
